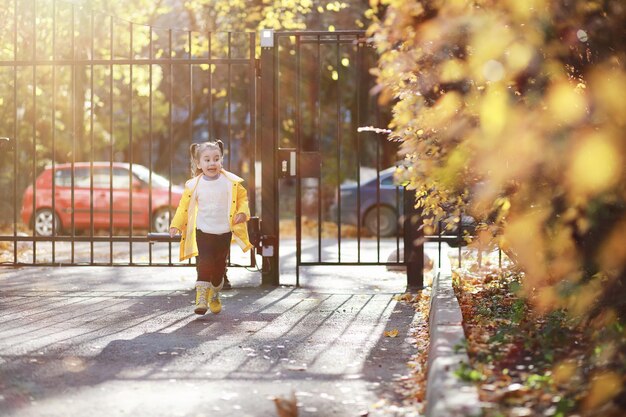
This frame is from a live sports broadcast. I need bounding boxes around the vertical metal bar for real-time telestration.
[51,0,57,263]
[248,32,256,267]
[188,29,192,146]
[168,29,173,263]
[208,31,213,139]
[13,0,18,263]
[227,32,232,168]
[227,70,235,269]
[129,21,134,263]
[336,34,341,263]
[458,218,462,268]
[260,31,279,285]
[109,15,114,264]
[316,35,321,263]
[248,32,256,215]
[187,31,194,259]
[275,32,280,263]
[438,220,442,269]
[225,32,232,268]
[376,109,381,262]
[396,184,400,262]
[148,27,153,265]
[89,7,95,263]
[32,0,37,263]
[70,3,76,264]
[356,36,362,262]
[295,34,301,286]
[404,187,424,288]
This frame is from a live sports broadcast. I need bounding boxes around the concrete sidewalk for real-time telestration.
[0,265,423,417]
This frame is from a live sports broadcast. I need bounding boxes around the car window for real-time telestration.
[112,168,132,189]
[87,167,134,189]
[131,164,170,188]
[54,168,90,188]
[53,167,134,189]
[54,170,69,187]
[92,167,113,188]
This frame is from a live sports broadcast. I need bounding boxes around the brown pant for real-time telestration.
[195,230,231,287]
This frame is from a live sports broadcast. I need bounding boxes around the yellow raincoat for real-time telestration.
[170,169,252,261]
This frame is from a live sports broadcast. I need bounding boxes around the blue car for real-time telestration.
[329,166,402,237]
[329,166,475,243]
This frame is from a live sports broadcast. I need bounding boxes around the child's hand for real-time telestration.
[233,213,247,225]
[169,227,180,237]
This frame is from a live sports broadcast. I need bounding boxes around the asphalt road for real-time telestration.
[0,242,452,417]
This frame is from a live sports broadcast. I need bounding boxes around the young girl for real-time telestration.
[169,140,252,315]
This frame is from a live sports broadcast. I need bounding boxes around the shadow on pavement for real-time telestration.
[0,266,421,417]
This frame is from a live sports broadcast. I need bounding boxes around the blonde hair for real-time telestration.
[189,140,224,177]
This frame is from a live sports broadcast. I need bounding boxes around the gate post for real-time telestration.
[259,30,279,286]
[404,187,424,288]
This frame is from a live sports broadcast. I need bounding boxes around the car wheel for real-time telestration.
[152,207,173,233]
[33,208,61,237]
[364,206,397,237]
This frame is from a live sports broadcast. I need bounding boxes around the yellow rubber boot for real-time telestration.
[194,282,210,315]
[208,278,224,314]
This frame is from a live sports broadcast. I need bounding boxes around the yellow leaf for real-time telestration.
[393,293,411,302]
[568,132,621,195]
[384,329,399,337]
[273,392,298,417]
[440,59,465,83]
[547,81,587,125]
[583,372,622,410]
[480,86,508,137]
[534,286,558,313]
[552,360,577,385]
[505,0,546,19]
[506,42,534,72]
[590,67,626,120]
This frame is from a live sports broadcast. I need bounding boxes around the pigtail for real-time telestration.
[189,143,200,177]
[215,139,224,156]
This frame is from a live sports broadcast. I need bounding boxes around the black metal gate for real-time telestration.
[0,4,423,286]
[0,1,257,267]
[256,30,421,287]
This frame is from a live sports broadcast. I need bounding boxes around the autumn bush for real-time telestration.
[454,266,625,417]
[368,0,626,411]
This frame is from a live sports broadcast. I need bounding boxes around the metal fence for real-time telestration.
[262,31,494,285]
[270,31,400,280]
[0,0,256,266]
[0,3,493,286]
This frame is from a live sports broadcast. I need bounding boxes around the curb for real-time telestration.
[425,271,482,417]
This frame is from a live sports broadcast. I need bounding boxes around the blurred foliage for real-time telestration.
[369,0,626,411]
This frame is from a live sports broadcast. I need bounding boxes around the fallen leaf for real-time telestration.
[273,392,298,417]
[384,329,399,338]
[583,371,622,410]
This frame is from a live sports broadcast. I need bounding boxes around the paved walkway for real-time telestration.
[0,264,424,417]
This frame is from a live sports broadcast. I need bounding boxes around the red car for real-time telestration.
[21,162,183,236]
